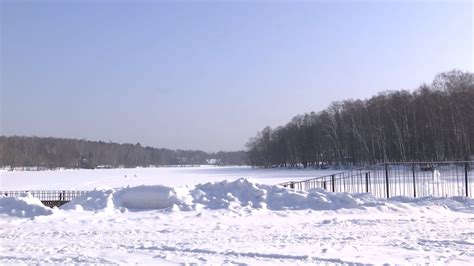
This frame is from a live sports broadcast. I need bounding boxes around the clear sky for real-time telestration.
[1,0,472,152]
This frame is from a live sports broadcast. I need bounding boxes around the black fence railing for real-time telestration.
[1,190,89,207]
[281,161,474,198]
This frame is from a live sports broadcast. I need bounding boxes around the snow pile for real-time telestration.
[190,179,268,209]
[0,193,53,217]
[61,189,115,212]
[61,178,381,212]
[114,185,192,210]
[191,179,378,211]
[3,178,473,218]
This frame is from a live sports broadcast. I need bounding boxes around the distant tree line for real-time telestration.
[247,70,474,167]
[0,136,247,169]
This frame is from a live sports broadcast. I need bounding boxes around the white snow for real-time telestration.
[0,193,54,218]
[1,169,474,264]
[59,179,377,213]
[0,165,342,190]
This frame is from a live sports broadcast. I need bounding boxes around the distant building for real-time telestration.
[96,165,113,169]
[206,158,222,165]
[79,156,95,169]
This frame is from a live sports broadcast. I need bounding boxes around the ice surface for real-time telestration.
[0,165,343,190]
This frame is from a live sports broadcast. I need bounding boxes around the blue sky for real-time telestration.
[1,0,472,151]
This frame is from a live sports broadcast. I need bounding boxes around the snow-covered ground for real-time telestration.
[0,165,342,190]
[1,168,474,264]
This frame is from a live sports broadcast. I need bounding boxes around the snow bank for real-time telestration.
[59,179,474,213]
[0,193,53,217]
[191,179,379,211]
[61,189,115,212]
[61,178,381,212]
[114,185,192,210]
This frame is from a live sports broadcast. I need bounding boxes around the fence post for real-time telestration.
[331,175,335,192]
[365,172,369,193]
[323,181,327,190]
[385,163,390,198]
[412,163,416,198]
[465,162,469,197]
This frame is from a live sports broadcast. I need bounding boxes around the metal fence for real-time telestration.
[1,190,88,206]
[281,161,474,198]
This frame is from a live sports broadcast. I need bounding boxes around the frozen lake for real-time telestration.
[0,166,342,190]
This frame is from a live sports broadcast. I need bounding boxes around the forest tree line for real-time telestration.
[0,136,247,169]
[246,70,474,167]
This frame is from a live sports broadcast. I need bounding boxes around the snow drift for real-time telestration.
[3,179,473,217]
[61,189,115,212]
[62,178,382,212]
[0,193,54,217]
